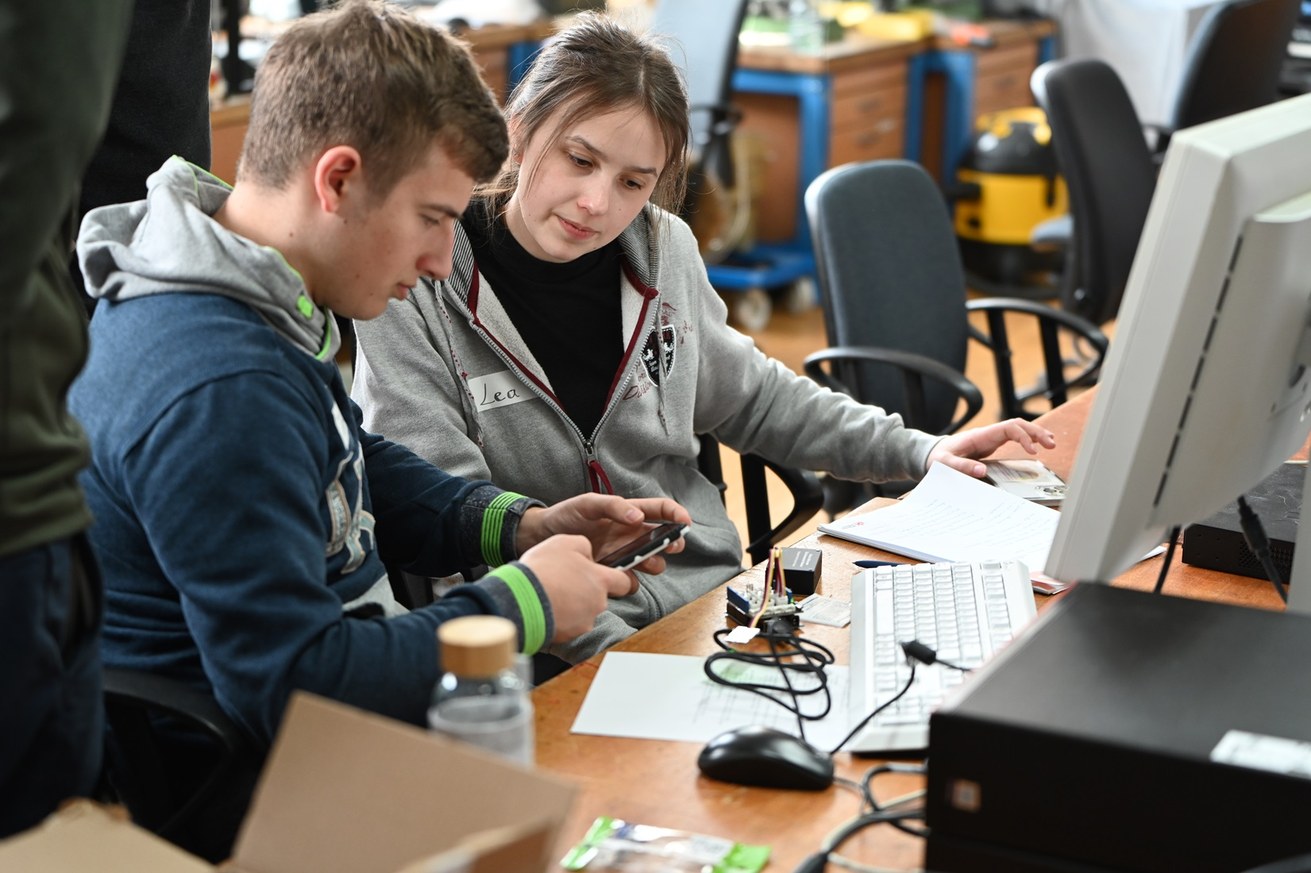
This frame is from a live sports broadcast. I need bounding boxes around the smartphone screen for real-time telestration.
[596,521,687,570]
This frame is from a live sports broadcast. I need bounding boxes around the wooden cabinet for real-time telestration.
[210,97,251,186]
[828,61,907,168]
[733,39,918,244]
[971,38,1039,117]
[913,18,1056,184]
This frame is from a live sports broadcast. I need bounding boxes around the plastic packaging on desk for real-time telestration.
[561,816,770,873]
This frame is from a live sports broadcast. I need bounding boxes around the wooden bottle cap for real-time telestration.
[437,615,517,679]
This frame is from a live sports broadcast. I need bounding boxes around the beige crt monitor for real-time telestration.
[1044,92,1311,611]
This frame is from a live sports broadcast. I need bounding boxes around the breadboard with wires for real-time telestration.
[725,546,801,629]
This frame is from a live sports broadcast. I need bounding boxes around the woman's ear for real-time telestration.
[507,118,524,164]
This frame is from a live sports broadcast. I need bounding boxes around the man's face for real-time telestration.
[317,141,475,320]
[505,104,667,264]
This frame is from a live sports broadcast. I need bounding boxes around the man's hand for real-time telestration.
[517,494,692,578]
[517,534,638,643]
[926,418,1056,478]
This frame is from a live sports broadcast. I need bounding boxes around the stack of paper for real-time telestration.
[818,463,1061,572]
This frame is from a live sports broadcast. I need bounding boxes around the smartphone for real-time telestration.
[983,459,1067,506]
[596,521,687,570]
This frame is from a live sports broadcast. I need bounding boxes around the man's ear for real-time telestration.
[312,145,365,215]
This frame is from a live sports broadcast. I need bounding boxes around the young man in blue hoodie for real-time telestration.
[69,0,689,857]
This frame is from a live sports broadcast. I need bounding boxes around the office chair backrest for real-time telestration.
[1032,58,1157,326]
[1170,0,1300,132]
[805,159,971,435]
[648,0,747,185]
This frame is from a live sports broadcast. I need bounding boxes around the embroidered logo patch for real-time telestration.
[640,323,676,385]
[468,370,533,412]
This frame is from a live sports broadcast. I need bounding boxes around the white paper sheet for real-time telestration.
[570,651,857,751]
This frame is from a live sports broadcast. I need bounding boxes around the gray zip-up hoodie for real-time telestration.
[353,205,941,662]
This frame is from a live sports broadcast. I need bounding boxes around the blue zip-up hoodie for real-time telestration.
[70,158,552,746]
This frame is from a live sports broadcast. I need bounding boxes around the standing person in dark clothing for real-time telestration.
[71,0,214,311]
[0,0,134,839]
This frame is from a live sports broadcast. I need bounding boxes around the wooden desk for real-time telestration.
[533,389,1287,870]
[734,37,922,245]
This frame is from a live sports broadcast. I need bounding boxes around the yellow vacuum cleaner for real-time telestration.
[954,106,1067,294]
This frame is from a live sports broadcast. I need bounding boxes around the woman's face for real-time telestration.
[505,103,667,263]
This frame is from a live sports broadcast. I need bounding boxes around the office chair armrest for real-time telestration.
[966,297,1110,419]
[740,454,824,566]
[697,434,823,567]
[803,346,984,434]
[103,668,250,758]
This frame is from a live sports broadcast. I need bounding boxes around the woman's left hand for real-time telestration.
[925,418,1056,478]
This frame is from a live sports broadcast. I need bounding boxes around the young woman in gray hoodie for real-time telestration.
[352,13,1055,663]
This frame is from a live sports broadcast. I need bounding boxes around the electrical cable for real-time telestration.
[1152,525,1182,595]
[828,638,970,756]
[791,808,927,873]
[860,762,929,838]
[1237,496,1290,603]
[704,626,837,741]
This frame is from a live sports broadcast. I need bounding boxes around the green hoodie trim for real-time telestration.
[487,564,547,654]
[313,305,333,361]
[480,490,524,566]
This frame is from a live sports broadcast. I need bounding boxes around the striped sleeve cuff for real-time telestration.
[460,486,545,568]
[478,562,553,654]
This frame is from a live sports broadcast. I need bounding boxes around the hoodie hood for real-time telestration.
[77,157,339,360]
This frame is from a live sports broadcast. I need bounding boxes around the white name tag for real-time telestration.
[468,371,533,412]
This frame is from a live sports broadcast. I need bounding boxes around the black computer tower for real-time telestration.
[1182,462,1303,583]
[925,584,1311,873]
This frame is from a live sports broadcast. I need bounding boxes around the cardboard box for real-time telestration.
[0,692,576,873]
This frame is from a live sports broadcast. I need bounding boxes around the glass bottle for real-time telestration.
[427,615,534,766]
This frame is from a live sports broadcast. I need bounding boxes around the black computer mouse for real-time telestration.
[697,725,835,791]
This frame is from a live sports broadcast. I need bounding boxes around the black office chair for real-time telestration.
[1031,58,1159,328]
[1153,0,1300,159]
[697,434,824,566]
[102,667,262,862]
[803,159,1108,512]
[648,0,751,264]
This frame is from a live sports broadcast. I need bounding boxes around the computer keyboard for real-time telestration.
[845,560,1037,754]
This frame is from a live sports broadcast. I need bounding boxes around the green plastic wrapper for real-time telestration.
[560,816,770,872]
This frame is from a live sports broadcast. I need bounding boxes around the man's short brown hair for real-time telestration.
[239,0,508,200]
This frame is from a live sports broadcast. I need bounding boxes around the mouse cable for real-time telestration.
[826,660,916,756]
[1151,525,1182,595]
[705,626,837,741]
[791,808,926,873]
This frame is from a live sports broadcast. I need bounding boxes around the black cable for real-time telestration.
[860,761,929,838]
[704,626,837,741]
[791,808,927,873]
[1237,496,1290,603]
[1152,525,1182,595]
[827,660,916,756]
[900,639,972,673]
[828,638,971,756]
